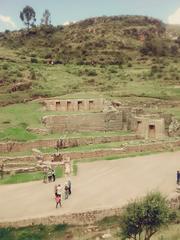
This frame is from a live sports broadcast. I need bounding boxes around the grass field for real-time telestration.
[0,220,179,240]
[0,166,63,185]
[0,100,133,141]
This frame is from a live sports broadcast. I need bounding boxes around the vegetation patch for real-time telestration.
[0,166,63,185]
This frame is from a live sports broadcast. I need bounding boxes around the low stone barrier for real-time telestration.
[0,207,122,228]
[54,139,180,160]
[1,140,180,167]
[0,134,139,153]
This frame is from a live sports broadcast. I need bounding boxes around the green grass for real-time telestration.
[0,222,179,240]
[40,139,137,154]
[0,100,133,141]
[0,224,69,240]
[0,166,63,185]
[0,127,38,142]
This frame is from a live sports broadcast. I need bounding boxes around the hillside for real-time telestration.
[0,15,179,106]
[0,15,168,64]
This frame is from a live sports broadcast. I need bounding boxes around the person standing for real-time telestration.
[64,184,69,199]
[177,170,180,185]
[55,194,61,208]
[47,169,52,182]
[68,179,71,195]
[43,168,48,183]
[56,184,62,197]
[52,169,56,182]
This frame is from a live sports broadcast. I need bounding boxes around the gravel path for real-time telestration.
[0,151,179,222]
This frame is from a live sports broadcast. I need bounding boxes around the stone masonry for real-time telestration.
[43,98,105,112]
[132,115,166,139]
[42,112,123,133]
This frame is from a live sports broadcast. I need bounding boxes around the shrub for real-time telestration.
[120,192,170,240]
[31,58,38,63]
[44,52,52,59]
[85,69,97,76]
[2,63,9,70]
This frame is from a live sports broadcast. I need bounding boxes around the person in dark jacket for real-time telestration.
[67,179,71,195]
[52,169,56,182]
[177,170,180,185]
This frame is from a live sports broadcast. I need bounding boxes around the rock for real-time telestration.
[32,148,42,154]
[103,105,118,113]
[169,118,180,136]
[102,233,112,239]
[27,127,50,135]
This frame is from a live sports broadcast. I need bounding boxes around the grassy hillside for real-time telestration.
[0,15,179,107]
[0,16,167,63]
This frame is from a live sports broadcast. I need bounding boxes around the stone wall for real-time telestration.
[0,135,138,153]
[56,139,180,160]
[131,115,166,139]
[2,139,180,167]
[0,208,122,228]
[0,191,179,227]
[43,98,105,112]
[42,112,123,133]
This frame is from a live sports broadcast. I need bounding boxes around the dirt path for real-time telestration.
[0,151,179,222]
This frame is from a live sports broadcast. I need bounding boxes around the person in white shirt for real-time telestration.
[56,184,62,197]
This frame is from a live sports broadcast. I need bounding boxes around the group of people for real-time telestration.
[43,168,56,183]
[55,179,71,208]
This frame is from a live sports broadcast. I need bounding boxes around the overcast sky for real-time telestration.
[0,0,180,31]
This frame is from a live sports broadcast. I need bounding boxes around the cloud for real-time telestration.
[168,8,180,24]
[0,15,16,28]
[63,21,76,26]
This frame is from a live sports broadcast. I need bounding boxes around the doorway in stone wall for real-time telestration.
[148,124,156,139]
[56,101,61,111]
[67,101,72,111]
[89,100,94,110]
[136,121,142,133]
[78,101,83,111]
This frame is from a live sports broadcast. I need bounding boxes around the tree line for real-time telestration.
[20,5,51,29]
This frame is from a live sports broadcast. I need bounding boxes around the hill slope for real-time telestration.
[0,15,167,64]
[0,15,179,106]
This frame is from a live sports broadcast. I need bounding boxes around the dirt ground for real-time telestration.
[0,151,179,222]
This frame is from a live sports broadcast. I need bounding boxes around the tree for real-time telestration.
[20,5,36,29]
[120,192,170,240]
[140,38,170,56]
[41,9,51,25]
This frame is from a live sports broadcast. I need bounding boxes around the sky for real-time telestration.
[0,0,180,31]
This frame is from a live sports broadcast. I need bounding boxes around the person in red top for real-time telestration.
[55,194,61,208]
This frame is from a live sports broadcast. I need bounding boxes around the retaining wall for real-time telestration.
[1,139,180,164]
[0,207,122,228]
[0,135,139,153]
[42,112,123,133]
[0,193,179,228]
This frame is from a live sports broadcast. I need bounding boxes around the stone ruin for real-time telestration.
[40,98,179,140]
[1,97,179,176]
[132,115,166,140]
[42,98,105,112]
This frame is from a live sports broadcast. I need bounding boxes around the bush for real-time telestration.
[44,52,52,59]
[127,62,132,67]
[85,69,97,76]
[30,53,37,58]
[120,192,170,240]
[2,63,9,70]
[31,58,38,63]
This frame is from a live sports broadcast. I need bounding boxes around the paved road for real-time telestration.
[0,151,179,222]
